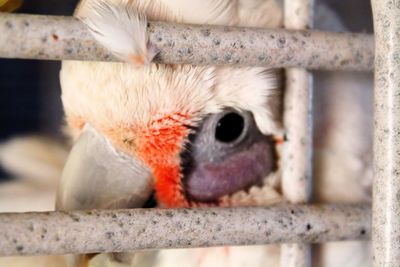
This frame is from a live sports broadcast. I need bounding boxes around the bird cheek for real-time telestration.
[153,165,188,207]
[135,123,191,208]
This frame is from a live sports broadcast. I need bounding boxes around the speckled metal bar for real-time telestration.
[0,204,370,256]
[371,1,400,266]
[281,1,314,266]
[0,12,374,71]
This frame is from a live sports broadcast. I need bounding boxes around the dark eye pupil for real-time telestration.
[215,112,245,143]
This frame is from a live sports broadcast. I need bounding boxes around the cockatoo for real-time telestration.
[0,0,373,267]
[58,0,283,266]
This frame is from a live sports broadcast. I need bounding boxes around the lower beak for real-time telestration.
[56,125,153,211]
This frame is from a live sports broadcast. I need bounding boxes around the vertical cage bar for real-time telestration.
[281,0,314,266]
[371,0,400,266]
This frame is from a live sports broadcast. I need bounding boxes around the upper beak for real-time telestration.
[56,125,153,211]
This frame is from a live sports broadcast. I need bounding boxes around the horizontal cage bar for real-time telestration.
[0,12,374,71]
[0,204,370,256]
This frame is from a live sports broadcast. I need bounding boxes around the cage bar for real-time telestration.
[371,0,400,266]
[281,1,314,266]
[0,4,377,264]
[0,204,370,256]
[0,12,374,71]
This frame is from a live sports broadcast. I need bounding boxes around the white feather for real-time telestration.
[79,0,158,66]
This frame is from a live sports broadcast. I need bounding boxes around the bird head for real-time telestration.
[57,0,283,210]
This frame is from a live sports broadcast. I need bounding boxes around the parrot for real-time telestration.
[0,0,373,266]
[56,0,373,266]
[57,1,284,266]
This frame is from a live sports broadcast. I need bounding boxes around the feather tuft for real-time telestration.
[79,0,159,67]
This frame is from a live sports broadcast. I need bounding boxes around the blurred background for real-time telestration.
[0,0,373,180]
[0,0,78,179]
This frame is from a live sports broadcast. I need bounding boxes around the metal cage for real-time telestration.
[0,0,395,266]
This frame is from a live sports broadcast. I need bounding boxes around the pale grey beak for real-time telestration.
[56,125,153,211]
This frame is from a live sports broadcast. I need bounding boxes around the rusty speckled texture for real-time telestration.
[0,12,374,71]
[281,1,314,267]
[371,0,400,266]
[0,205,370,256]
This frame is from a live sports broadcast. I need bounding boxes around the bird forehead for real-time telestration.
[62,59,280,142]
[61,61,215,129]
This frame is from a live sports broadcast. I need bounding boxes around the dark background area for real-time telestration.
[0,0,373,179]
[325,0,373,33]
[0,0,79,142]
[0,0,78,179]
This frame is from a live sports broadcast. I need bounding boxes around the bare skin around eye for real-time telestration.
[184,137,276,202]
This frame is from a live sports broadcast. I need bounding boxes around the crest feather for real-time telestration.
[79,0,159,67]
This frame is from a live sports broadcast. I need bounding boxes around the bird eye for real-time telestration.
[215,112,245,143]
[182,109,277,203]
